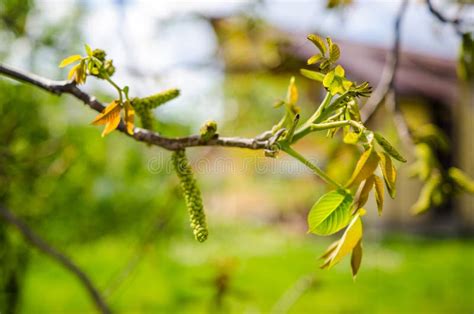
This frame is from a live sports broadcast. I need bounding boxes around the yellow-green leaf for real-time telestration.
[374,132,407,163]
[329,43,341,63]
[448,167,474,194]
[323,71,335,88]
[411,173,442,215]
[85,44,93,56]
[308,189,353,236]
[346,148,380,188]
[344,132,360,145]
[351,240,363,278]
[300,69,325,82]
[286,77,298,105]
[356,176,374,210]
[59,54,82,68]
[373,175,384,216]
[307,34,327,55]
[320,213,363,269]
[67,63,80,80]
[334,65,345,77]
[378,152,397,198]
[307,54,323,65]
[319,240,339,261]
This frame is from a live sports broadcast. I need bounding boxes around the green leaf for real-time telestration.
[85,44,93,56]
[308,189,353,235]
[307,34,327,55]
[378,152,397,198]
[448,167,474,194]
[59,55,82,68]
[374,132,407,163]
[373,175,384,216]
[351,240,363,278]
[329,43,341,63]
[346,148,380,188]
[300,69,325,82]
[320,213,363,269]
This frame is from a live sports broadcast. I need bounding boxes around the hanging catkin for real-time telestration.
[172,149,208,242]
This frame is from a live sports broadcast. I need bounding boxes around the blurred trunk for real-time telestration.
[454,82,474,231]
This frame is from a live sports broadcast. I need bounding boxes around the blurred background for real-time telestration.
[0,0,473,313]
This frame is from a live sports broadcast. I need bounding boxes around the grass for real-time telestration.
[19,222,474,314]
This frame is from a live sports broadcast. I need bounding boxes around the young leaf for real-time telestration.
[351,240,363,278]
[323,71,335,88]
[346,148,380,188]
[308,189,353,236]
[411,173,442,215]
[287,76,298,106]
[59,55,82,68]
[374,132,407,163]
[124,101,135,135]
[67,63,80,80]
[85,44,93,56]
[319,240,340,260]
[300,69,325,82]
[91,101,122,137]
[378,152,397,198]
[307,54,323,65]
[343,132,360,145]
[307,34,327,55]
[320,213,363,269]
[448,167,474,194]
[329,43,341,63]
[373,175,384,216]
[356,176,374,210]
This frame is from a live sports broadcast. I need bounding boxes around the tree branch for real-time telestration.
[361,0,408,123]
[0,64,270,151]
[0,206,112,314]
[426,0,466,35]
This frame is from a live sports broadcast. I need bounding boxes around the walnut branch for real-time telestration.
[0,64,270,151]
[0,206,112,314]
[361,0,408,123]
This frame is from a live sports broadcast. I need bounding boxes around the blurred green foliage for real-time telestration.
[1,1,473,313]
[18,226,474,313]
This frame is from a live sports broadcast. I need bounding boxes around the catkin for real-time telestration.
[172,149,208,242]
[131,89,180,110]
[131,89,180,131]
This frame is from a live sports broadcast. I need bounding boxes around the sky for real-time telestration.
[28,0,469,126]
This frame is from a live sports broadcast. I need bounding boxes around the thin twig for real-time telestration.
[102,215,170,298]
[0,206,112,314]
[0,64,270,151]
[270,274,317,314]
[361,0,409,123]
[426,0,467,35]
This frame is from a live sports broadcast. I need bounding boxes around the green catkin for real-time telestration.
[131,89,180,131]
[132,89,180,110]
[172,149,208,242]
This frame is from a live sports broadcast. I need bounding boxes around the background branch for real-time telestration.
[0,206,112,314]
[426,0,467,35]
[361,0,408,123]
[0,64,270,152]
